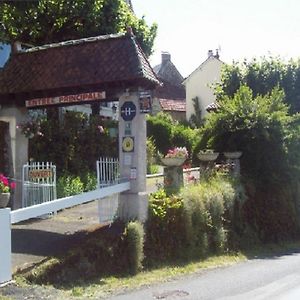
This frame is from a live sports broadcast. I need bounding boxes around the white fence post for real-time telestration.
[0,208,12,284]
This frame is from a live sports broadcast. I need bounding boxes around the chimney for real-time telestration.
[161,51,171,64]
[208,49,214,58]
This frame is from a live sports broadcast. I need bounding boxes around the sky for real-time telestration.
[132,0,300,77]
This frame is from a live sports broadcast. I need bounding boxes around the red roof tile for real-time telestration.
[159,99,186,112]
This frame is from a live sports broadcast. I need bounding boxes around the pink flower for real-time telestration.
[98,125,104,133]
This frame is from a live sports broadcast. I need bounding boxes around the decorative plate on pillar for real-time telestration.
[122,136,134,152]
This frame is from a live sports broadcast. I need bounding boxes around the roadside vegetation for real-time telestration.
[6,56,300,298]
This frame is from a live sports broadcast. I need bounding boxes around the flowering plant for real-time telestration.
[0,174,16,193]
[165,147,188,159]
[16,120,43,138]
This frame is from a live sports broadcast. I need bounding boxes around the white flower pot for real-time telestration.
[224,151,242,159]
[161,157,186,167]
[197,152,219,162]
[0,193,10,208]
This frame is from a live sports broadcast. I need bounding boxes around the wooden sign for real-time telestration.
[26,91,106,108]
[139,91,152,113]
[29,169,52,179]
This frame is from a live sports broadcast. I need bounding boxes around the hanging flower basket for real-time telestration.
[197,152,219,162]
[0,193,10,208]
[224,151,242,159]
[161,157,186,167]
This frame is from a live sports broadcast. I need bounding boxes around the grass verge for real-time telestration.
[10,224,300,300]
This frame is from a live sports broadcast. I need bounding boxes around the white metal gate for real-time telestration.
[96,157,120,222]
[22,162,57,207]
[96,157,120,188]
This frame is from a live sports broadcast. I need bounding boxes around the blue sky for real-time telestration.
[132,0,300,77]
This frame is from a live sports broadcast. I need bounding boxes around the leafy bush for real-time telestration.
[57,175,84,198]
[198,85,300,241]
[145,175,244,264]
[81,171,97,192]
[147,137,158,174]
[29,111,118,177]
[147,112,199,158]
[147,113,172,154]
[124,221,145,275]
[145,189,186,264]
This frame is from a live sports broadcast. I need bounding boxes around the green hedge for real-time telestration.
[145,175,245,265]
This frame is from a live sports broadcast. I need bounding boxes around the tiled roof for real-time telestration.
[154,80,185,100]
[206,102,220,112]
[154,60,184,86]
[159,99,186,112]
[0,32,160,100]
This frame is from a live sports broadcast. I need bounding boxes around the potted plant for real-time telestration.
[0,174,16,208]
[197,149,219,162]
[224,151,242,159]
[161,146,188,167]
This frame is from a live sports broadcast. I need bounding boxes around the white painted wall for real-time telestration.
[184,57,223,121]
[0,105,29,209]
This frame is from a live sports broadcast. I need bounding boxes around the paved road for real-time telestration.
[109,251,300,300]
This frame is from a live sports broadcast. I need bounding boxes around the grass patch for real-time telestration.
[13,222,300,299]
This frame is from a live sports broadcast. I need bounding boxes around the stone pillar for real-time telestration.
[163,166,184,195]
[0,105,28,209]
[118,90,148,222]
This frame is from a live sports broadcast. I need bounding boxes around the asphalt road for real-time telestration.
[108,251,300,300]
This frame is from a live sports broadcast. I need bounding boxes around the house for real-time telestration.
[152,52,186,121]
[183,50,224,122]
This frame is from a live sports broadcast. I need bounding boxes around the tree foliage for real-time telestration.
[199,85,300,241]
[147,112,198,156]
[0,0,157,57]
[215,56,300,113]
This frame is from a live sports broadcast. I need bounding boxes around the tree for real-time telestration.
[216,56,300,114]
[198,85,300,241]
[189,97,204,128]
[0,0,157,57]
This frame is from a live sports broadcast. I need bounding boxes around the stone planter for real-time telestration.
[197,152,219,162]
[224,151,242,159]
[161,157,186,167]
[0,193,10,208]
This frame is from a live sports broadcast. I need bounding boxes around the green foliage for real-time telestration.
[81,172,97,192]
[146,137,157,174]
[147,113,173,154]
[145,176,244,264]
[29,111,118,177]
[145,189,186,264]
[57,175,84,198]
[200,85,300,241]
[199,85,292,184]
[147,112,199,157]
[25,222,129,285]
[0,0,157,57]
[216,56,300,113]
[124,221,145,275]
[189,97,204,128]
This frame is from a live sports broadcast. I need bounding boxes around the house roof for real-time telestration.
[154,79,185,100]
[0,31,160,102]
[159,99,186,112]
[154,52,184,86]
[182,55,224,85]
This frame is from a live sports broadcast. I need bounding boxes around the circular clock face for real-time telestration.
[122,136,134,152]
